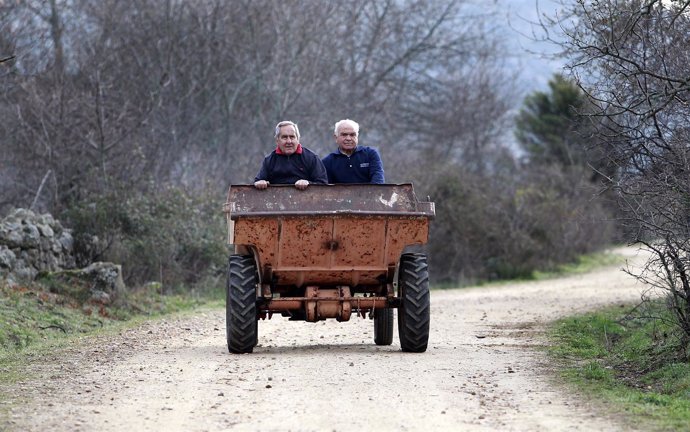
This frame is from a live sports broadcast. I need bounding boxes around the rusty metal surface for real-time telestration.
[224,183,435,218]
[225,184,434,287]
[263,294,389,322]
[304,286,352,321]
[233,215,428,286]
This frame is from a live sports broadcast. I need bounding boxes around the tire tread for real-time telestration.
[397,253,430,352]
[226,255,258,354]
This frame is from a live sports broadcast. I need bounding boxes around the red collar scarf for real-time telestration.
[275,143,303,155]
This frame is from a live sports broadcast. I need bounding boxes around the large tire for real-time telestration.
[374,308,394,345]
[397,253,430,352]
[226,255,258,354]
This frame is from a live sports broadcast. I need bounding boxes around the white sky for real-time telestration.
[494,0,568,95]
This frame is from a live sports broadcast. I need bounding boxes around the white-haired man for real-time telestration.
[254,121,328,190]
[321,119,385,184]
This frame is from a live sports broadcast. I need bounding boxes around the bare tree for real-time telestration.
[7,0,595,288]
[547,0,690,353]
[1,0,519,207]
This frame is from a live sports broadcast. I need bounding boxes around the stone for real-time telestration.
[0,222,24,248]
[36,223,54,238]
[0,209,121,294]
[90,290,112,305]
[13,264,38,281]
[20,223,40,248]
[36,213,56,228]
[0,245,16,270]
[58,231,74,253]
[9,208,36,221]
[80,262,125,299]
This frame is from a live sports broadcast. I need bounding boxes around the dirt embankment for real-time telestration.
[2,247,650,431]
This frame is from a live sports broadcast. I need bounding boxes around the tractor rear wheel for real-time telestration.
[226,255,258,354]
[397,253,430,352]
[374,308,394,345]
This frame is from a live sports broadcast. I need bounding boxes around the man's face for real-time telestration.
[335,124,358,155]
[276,125,300,155]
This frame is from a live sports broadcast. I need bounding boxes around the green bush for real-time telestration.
[62,185,227,293]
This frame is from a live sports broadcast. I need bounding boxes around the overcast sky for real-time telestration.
[493,0,567,96]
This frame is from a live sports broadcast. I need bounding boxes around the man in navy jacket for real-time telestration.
[254,121,328,190]
[322,119,384,184]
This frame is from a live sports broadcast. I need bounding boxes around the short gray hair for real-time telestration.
[274,120,300,139]
[334,119,359,136]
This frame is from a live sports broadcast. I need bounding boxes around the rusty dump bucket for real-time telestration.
[223,183,435,289]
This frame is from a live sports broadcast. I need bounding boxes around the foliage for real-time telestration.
[515,73,617,183]
[548,0,690,352]
[550,299,690,431]
[425,164,616,284]
[61,185,227,292]
[515,74,588,167]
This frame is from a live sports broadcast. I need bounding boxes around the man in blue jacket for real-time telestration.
[322,119,385,184]
[254,121,328,190]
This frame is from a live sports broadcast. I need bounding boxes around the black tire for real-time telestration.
[397,253,430,352]
[374,308,394,345]
[226,255,258,354]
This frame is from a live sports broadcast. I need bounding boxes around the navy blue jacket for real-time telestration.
[254,146,328,185]
[322,146,385,184]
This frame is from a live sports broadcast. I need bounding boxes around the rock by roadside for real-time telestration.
[0,208,124,304]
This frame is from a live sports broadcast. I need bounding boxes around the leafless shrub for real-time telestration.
[1,0,514,209]
[1,0,609,288]
[547,0,690,353]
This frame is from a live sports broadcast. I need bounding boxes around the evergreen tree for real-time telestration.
[515,74,590,168]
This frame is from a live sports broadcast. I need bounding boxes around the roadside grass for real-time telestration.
[531,249,624,280]
[549,300,690,431]
[0,282,223,388]
[433,248,626,290]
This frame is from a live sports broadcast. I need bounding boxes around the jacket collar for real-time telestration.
[276,143,303,155]
[334,146,360,156]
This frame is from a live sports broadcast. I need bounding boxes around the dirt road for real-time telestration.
[3,247,650,431]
